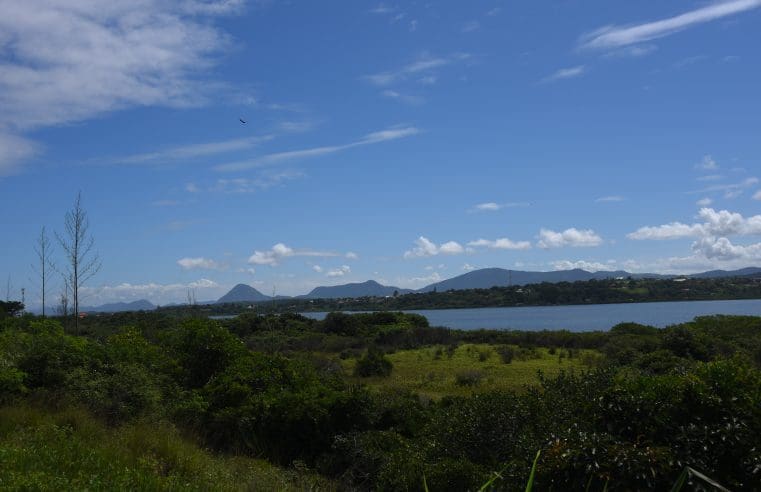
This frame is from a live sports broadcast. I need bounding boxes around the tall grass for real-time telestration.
[0,404,334,491]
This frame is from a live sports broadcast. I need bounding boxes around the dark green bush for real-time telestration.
[354,348,392,378]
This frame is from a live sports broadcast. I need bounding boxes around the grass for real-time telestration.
[342,344,601,399]
[0,404,334,491]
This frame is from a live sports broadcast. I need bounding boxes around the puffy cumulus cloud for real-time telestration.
[345,251,359,260]
[80,278,221,305]
[692,236,761,261]
[248,243,340,266]
[754,190,761,201]
[326,265,351,277]
[462,263,478,272]
[439,241,465,255]
[537,228,603,248]
[628,208,761,240]
[312,265,323,273]
[177,257,222,270]
[696,197,713,207]
[627,207,761,272]
[468,238,532,250]
[551,260,613,272]
[403,236,464,259]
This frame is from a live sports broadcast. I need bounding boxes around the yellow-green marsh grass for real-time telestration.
[342,344,601,399]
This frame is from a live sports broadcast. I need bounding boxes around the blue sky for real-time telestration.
[1,0,761,306]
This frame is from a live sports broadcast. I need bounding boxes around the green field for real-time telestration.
[341,343,601,399]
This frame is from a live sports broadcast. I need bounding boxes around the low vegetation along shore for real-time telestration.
[1,303,760,490]
[164,275,761,317]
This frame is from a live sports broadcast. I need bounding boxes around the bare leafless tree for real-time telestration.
[56,192,101,331]
[55,277,70,317]
[31,226,55,316]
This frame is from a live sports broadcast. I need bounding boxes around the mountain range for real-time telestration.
[80,266,761,312]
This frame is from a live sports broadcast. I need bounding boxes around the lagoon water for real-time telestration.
[300,299,761,331]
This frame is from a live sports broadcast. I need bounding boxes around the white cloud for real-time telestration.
[696,197,713,207]
[580,0,761,50]
[0,0,240,174]
[248,243,341,266]
[110,134,274,166]
[467,238,532,250]
[312,265,323,273]
[691,176,758,197]
[209,170,305,193]
[0,132,39,176]
[471,201,530,212]
[603,44,658,58]
[345,251,359,260]
[462,20,480,33]
[381,89,424,105]
[627,222,702,240]
[551,260,612,272]
[696,155,719,170]
[404,236,465,259]
[364,53,471,87]
[541,65,585,83]
[177,257,222,270]
[697,174,724,182]
[628,208,761,240]
[213,126,419,172]
[80,278,221,305]
[185,183,200,193]
[397,271,442,289]
[537,228,603,248]
[462,263,478,272]
[439,241,465,255]
[691,236,761,261]
[326,265,351,277]
[369,3,394,15]
[753,190,761,201]
[595,195,625,203]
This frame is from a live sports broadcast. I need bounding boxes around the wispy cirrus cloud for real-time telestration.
[107,135,275,166]
[364,53,471,86]
[0,132,39,176]
[213,126,419,172]
[595,195,625,203]
[0,0,244,176]
[248,243,342,266]
[580,0,761,51]
[470,202,530,212]
[541,65,585,83]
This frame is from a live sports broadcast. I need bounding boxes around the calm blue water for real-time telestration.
[300,299,761,331]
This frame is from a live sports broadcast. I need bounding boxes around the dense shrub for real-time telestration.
[354,347,393,377]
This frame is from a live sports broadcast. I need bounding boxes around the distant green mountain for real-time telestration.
[303,280,412,299]
[84,299,155,313]
[217,284,271,303]
[689,267,761,278]
[417,268,665,292]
